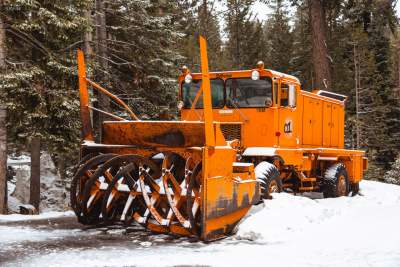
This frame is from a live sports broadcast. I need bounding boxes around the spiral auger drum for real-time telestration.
[71,36,260,241]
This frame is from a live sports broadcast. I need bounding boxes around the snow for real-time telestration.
[0,226,82,245]
[2,181,400,267]
[254,161,276,178]
[242,147,277,156]
[0,211,74,222]
[7,155,31,166]
[6,152,68,213]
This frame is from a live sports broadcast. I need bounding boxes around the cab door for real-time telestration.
[278,82,299,147]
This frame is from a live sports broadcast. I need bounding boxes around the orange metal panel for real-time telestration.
[102,121,206,147]
[322,102,332,147]
[312,100,323,146]
[330,104,340,147]
[278,107,298,147]
[201,147,259,241]
[338,105,345,148]
[181,108,277,148]
[302,98,313,145]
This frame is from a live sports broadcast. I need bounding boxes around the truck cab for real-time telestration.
[178,62,366,197]
[178,63,344,149]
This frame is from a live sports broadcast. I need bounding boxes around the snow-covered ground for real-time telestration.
[6,153,68,213]
[1,180,400,267]
[0,211,74,222]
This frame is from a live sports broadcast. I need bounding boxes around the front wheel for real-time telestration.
[349,182,360,196]
[255,161,282,200]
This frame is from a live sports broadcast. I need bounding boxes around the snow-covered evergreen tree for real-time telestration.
[264,0,294,73]
[0,0,89,159]
[384,154,400,185]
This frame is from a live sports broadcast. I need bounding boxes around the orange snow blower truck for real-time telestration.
[71,36,367,241]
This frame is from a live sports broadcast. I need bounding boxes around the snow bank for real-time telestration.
[7,152,69,213]
[0,211,74,222]
[236,180,400,242]
[3,181,400,267]
[0,226,81,245]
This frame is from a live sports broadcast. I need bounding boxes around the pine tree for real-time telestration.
[241,19,265,68]
[0,0,89,161]
[264,0,294,73]
[180,0,225,71]
[291,2,313,90]
[96,0,184,119]
[224,0,255,69]
[384,154,400,185]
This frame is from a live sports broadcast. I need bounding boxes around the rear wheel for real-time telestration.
[349,182,360,196]
[322,163,349,198]
[255,161,282,200]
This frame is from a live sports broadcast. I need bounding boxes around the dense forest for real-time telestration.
[0,0,399,184]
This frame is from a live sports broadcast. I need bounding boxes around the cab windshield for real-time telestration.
[226,78,272,108]
[182,79,224,108]
[181,76,273,109]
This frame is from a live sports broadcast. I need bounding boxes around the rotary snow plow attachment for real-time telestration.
[71,37,259,241]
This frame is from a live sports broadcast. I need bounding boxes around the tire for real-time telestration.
[255,161,282,200]
[349,182,360,196]
[322,163,349,198]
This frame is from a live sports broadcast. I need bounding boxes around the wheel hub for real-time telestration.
[338,175,347,196]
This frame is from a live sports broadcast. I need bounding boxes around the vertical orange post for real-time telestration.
[199,36,215,147]
[77,49,94,141]
[199,36,214,240]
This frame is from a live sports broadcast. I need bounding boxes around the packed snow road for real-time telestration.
[1,180,400,267]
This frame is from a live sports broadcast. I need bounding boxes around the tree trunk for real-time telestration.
[235,5,240,67]
[95,0,110,140]
[309,0,331,90]
[353,43,360,149]
[0,7,6,69]
[29,137,41,212]
[397,36,400,98]
[201,0,208,37]
[58,155,66,186]
[0,109,7,214]
[83,8,93,56]
[0,1,7,214]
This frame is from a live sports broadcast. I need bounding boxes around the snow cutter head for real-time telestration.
[72,36,260,241]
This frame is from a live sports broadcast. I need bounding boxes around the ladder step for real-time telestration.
[300,177,316,182]
[299,186,314,191]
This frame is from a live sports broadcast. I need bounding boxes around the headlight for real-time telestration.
[184,74,192,84]
[177,100,184,110]
[251,70,260,81]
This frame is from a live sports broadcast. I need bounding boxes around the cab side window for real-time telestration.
[280,83,289,106]
[280,83,296,108]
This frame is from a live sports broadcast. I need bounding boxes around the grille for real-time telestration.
[220,124,241,141]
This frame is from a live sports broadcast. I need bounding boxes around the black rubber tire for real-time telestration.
[255,161,282,200]
[322,163,349,198]
[349,182,360,196]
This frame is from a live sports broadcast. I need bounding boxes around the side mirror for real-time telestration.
[288,85,296,107]
[265,98,272,107]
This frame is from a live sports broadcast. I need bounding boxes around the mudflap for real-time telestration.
[200,147,260,241]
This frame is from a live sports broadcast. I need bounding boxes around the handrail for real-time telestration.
[86,79,139,121]
[184,84,203,121]
[87,105,126,121]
